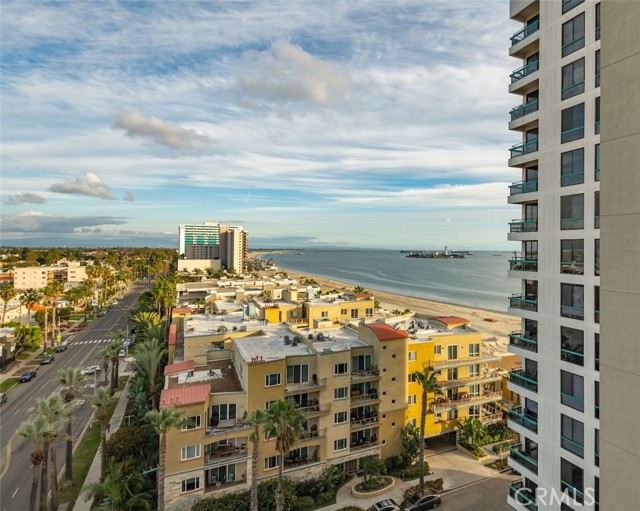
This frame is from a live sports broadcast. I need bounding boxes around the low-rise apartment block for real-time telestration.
[13,261,87,290]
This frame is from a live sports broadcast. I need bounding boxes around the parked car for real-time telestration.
[118,348,127,357]
[55,344,68,352]
[369,499,401,511]
[40,354,55,364]
[0,393,7,405]
[80,365,101,375]
[19,370,37,382]
[117,295,124,300]
[122,339,132,349]
[97,310,107,317]
[400,494,441,511]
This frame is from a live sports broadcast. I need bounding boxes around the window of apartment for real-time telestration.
[352,355,372,372]
[408,372,417,383]
[595,333,600,371]
[264,400,276,410]
[408,418,416,428]
[446,345,458,360]
[595,96,600,134]
[561,239,584,275]
[562,13,585,57]
[447,409,458,421]
[595,143,600,181]
[595,285,600,324]
[321,311,328,318]
[181,444,201,461]
[595,49,600,87]
[408,394,416,405]
[181,477,200,493]
[334,438,348,451]
[595,428,600,466]
[561,148,585,186]
[469,363,480,377]
[469,343,480,357]
[334,363,348,375]
[561,458,585,503]
[447,368,458,381]
[408,351,417,361]
[561,414,585,458]
[181,415,201,431]
[595,2,601,40]
[562,0,584,15]
[523,240,538,262]
[561,194,585,230]
[334,387,348,400]
[265,373,281,387]
[561,103,585,143]
[334,411,348,424]
[469,384,480,397]
[561,326,585,366]
[340,308,347,315]
[286,364,309,384]
[469,405,480,418]
[561,283,584,320]
[561,370,585,412]
[562,58,585,100]
[595,191,600,229]
[365,308,373,317]
[595,380,600,418]
[264,456,280,470]
[434,345,442,356]
[350,309,359,319]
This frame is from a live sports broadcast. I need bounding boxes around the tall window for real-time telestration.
[595,49,601,87]
[562,13,585,57]
[446,345,458,360]
[561,148,585,186]
[334,387,348,400]
[286,364,309,384]
[561,370,584,412]
[264,456,280,470]
[561,414,585,458]
[334,411,348,424]
[561,283,584,320]
[561,194,584,230]
[595,191,600,228]
[182,415,201,431]
[561,239,584,274]
[595,333,600,371]
[469,344,480,357]
[595,96,600,134]
[562,58,585,100]
[595,2,601,39]
[563,0,584,15]
[595,239,600,275]
[352,355,372,372]
[561,103,585,143]
[350,309,359,319]
[210,404,236,426]
[595,143,600,180]
[561,326,585,366]
[334,439,347,451]
[469,363,480,377]
[595,285,600,324]
[561,458,585,503]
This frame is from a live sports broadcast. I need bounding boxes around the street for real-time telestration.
[0,286,144,511]
[439,472,518,511]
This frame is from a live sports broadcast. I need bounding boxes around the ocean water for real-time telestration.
[259,250,519,312]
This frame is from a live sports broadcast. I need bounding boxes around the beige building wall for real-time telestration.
[599,1,640,509]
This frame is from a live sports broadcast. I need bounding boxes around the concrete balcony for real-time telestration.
[508,140,538,167]
[429,353,501,370]
[438,373,502,390]
[508,405,538,434]
[508,479,538,511]
[300,403,330,418]
[508,331,538,353]
[509,444,538,475]
[510,0,539,22]
[284,377,326,394]
[508,179,537,204]
[510,20,540,59]
[431,389,502,413]
[204,447,249,467]
[350,416,380,431]
[509,258,538,272]
[205,422,252,438]
[508,369,538,393]
[350,441,381,453]
[350,370,380,382]
[350,392,380,405]
[298,428,326,444]
[509,61,539,95]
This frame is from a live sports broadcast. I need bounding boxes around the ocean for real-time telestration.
[258,249,519,312]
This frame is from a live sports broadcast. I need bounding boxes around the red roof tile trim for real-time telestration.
[168,324,177,346]
[160,383,210,408]
[172,306,191,315]
[164,360,194,375]
[364,322,409,341]
[431,316,470,327]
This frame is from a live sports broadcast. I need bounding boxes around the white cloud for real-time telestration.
[0,211,126,232]
[50,172,114,199]
[2,192,47,205]
[113,112,214,149]
[123,191,135,201]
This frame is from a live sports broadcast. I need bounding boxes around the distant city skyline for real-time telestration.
[2,1,519,249]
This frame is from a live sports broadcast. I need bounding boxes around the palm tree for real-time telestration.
[47,281,64,345]
[413,365,442,492]
[98,346,111,387]
[56,368,87,487]
[130,311,163,338]
[41,284,55,348]
[85,265,102,308]
[20,288,41,327]
[132,337,166,410]
[192,297,205,314]
[353,285,368,294]
[244,410,264,511]
[146,407,184,511]
[89,387,119,479]
[263,399,305,511]
[1,282,17,325]
[17,416,52,511]
[86,458,153,511]
[108,336,124,395]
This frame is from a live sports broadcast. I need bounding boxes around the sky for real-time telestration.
[1,0,521,250]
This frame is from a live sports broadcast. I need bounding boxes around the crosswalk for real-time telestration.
[72,338,114,345]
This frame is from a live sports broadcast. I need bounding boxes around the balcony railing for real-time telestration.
[509,480,538,510]
[350,441,380,452]
[509,294,538,312]
[284,377,326,393]
[561,391,584,412]
[439,373,502,390]
[561,304,584,320]
[563,0,585,15]
[562,36,585,57]
[509,219,538,233]
[509,258,538,272]
[509,444,538,474]
[561,171,584,187]
[560,260,584,275]
[350,416,380,430]
[206,422,252,438]
[510,99,539,121]
[509,139,538,158]
[298,428,326,443]
[350,391,380,403]
[561,80,585,101]
[561,125,585,144]
[561,435,585,458]
[509,369,538,392]
[508,405,538,433]
[431,389,502,413]
[561,347,584,366]
[509,179,538,196]
[429,352,501,370]
[204,447,248,467]
[560,480,585,504]
[511,19,540,46]
[509,331,538,353]
[350,370,380,382]
[299,403,330,417]
[510,60,539,83]
[561,216,584,230]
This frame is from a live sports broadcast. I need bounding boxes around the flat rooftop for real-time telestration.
[183,313,266,337]
[388,317,479,344]
[166,359,244,394]
[235,326,314,362]
[304,326,368,353]
[306,294,372,306]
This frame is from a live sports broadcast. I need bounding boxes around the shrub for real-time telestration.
[404,478,444,499]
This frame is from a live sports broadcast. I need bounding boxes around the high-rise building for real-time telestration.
[178,222,248,273]
[179,222,221,260]
[506,0,601,509]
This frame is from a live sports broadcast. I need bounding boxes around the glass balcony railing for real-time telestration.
[509,331,538,353]
[595,403,599,418]
[561,304,584,320]
[561,346,585,366]
[509,480,538,511]
[510,139,538,158]
[510,444,539,474]
[510,60,539,84]
[595,167,600,181]
[509,369,538,392]
[508,405,538,433]
[561,216,584,230]
[509,294,538,312]
[563,0,585,15]
[509,179,538,195]
[561,391,584,412]
[561,480,585,504]
[561,171,584,187]
[561,125,585,143]
[560,260,584,275]
[509,219,538,233]
[595,72,600,87]
[595,121,600,135]
[561,80,585,101]
[510,99,539,121]
[561,435,585,458]
[595,308,600,324]
[509,258,538,272]
[511,19,540,46]
[562,36,585,58]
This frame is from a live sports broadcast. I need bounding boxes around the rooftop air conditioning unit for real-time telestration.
[322,348,332,353]
[187,370,194,378]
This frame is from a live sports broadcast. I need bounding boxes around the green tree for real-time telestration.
[108,335,125,395]
[47,280,64,344]
[458,416,485,448]
[1,282,17,325]
[353,285,368,294]
[17,416,52,511]
[146,407,184,511]
[361,456,386,489]
[98,346,111,387]
[20,288,41,328]
[263,399,305,511]
[132,337,166,410]
[56,368,87,487]
[90,387,119,479]
[400,422,421,467]
[86,458,153,511]
[413,365,442,492]
[244,410,264,511]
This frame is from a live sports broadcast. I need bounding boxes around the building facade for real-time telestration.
[178,222,248,273]
[179,222,221,260]
[13,262,87,290]
[507,0,601,509]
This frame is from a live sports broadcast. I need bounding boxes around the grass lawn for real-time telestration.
[0,378,18,393]
[16,352,31,361]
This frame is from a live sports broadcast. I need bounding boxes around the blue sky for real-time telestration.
[1,0,520,250]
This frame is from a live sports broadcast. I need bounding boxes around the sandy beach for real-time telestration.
[261,262,519,343]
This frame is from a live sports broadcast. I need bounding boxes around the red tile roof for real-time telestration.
[430,316,470,329]
[172,306,191,315]
[164,360,194,375]
[160,383,210,408]
[168,324,177,346]
[363,322,409,341]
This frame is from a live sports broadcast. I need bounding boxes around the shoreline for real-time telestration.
[260,261,519,342]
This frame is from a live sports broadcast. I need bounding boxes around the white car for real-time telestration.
[81,365,101,375]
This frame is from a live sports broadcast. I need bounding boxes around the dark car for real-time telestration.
[400,494,441,511]
[19,370,37,382]
[368,499,401,511]
[40,354,55,364]
[56,344,68,352]
[0,393,7,405]
[97,310,107,317]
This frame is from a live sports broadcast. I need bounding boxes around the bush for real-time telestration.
[404,478,444,499]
